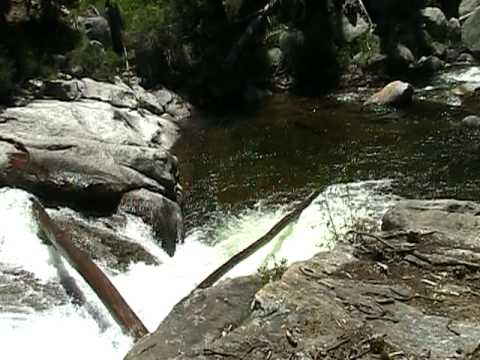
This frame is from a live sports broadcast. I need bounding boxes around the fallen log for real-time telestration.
[31,199,148,341]
[195,190,320,290]
[45,244,112,331]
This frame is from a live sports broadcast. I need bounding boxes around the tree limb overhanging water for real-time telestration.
[195,190,321,290]
[31,199,149,341]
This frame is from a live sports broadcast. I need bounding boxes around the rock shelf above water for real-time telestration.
[0,78,190,256]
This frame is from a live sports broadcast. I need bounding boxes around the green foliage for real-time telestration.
[337,31,380,70]
[257,256,288,285]
[67,37,123,81]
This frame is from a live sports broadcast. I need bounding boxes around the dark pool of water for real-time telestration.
[175,91,480,230]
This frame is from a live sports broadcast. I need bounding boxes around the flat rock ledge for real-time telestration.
[0,77,190,255]
[126,198,480,359]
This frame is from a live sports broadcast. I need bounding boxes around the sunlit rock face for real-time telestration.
[0,78,190,255]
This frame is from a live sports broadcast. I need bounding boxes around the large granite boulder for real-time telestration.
[462,7,480,54]
[118,189,184,257]
[365,80,414,106]
[0,78,190,255]
[126,198,480,359]
[49,209,160,271]
[459,0,480,17]
[420,7,448,40]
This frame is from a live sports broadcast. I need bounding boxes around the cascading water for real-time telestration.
[0,181,397,359]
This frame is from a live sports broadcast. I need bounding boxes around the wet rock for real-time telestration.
[365,80,414,106]
[459,0,480,17]
[125,276,263,360]
[0,101,178,209]
[421,7,448,40]
[457,52,477,63]
[462,7,480,54]
[382,199,480,248]
[461,114,480,127]
[445,48,460,62]
[0,266,67,313]
[388,43,415,72]
[0,78,189,255]
[118,189,184,257]
[164,93,193,122]
[50,210,160,271]
[414,55,444,76]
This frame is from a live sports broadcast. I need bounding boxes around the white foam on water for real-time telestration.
[0,180,398,359]
[0,188,57,282]
[112,239,218,332]
[439,66,480,84]
[213,180,397,278]
[0,306,132,360]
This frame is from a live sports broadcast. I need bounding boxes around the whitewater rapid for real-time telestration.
[0,181,397,359]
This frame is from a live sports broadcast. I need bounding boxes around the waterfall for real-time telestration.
[0,180,397,359]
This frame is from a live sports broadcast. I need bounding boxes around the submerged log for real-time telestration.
[195,190,321,290]
[31,199,148,341]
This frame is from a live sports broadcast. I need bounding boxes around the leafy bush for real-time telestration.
[67,36,123,81]
[257,256,288,285]
[337,31,380,70]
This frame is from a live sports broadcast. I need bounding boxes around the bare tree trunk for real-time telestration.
[32,199,149,341]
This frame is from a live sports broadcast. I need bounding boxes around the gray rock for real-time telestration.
[461,115,480,127]
[462,7,480,54]
[43,79,82,101]
[132,85,165,115]
[457,52,477,63]
[421,7,449,40]
[50,210,160,271]
[382,199,480,249]
[125,276,263,360]
[414,55,444,75]
[459,0,480,17]
[0,266,67,313]
[365,80,414,106]
[78,16,112,48]
[118,189,184,257]
[0,79,189,255]
[389,43,416,71]
[422,30,447,58]
[153,88,174,106]
[447,17,462,40]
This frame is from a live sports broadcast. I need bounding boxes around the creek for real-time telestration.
[1,66,479,359]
